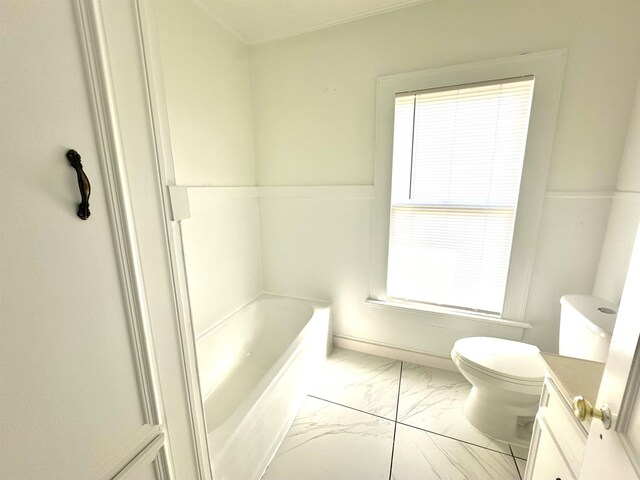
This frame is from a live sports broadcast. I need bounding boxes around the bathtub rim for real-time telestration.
[195,291,331,343]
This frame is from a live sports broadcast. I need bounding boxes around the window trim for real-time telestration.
[370,50,566,322]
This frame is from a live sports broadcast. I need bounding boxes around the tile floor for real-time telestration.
[262,348,528,480]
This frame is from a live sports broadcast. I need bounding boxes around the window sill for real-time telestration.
[365,298,532,329]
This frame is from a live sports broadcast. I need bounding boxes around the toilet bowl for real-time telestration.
[450,295,617,446]
[451,336,546,446]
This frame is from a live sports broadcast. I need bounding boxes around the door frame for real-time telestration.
[134,0,214,477]
[73,0,209,478]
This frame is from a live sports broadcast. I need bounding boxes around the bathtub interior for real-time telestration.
[194,294,332,480]
[197,294,330,432]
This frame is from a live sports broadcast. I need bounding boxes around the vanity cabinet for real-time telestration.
[525,377,587,479]
[524,351,607,480]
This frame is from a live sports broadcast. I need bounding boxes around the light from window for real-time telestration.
[387,77,535,315]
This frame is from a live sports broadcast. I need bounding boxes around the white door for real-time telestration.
[580,223,640,479]
[1,1,169,478]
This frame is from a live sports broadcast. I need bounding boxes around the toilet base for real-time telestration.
[463,386,539,447]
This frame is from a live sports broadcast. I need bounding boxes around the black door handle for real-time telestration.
[66,149,91,220]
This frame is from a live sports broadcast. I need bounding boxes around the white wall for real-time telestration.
[155,1,262,336]
[259,193,372,322]
[181,189,263,336]
[251,0,640,353]
[155,0,255,186]
[594,81,640,305]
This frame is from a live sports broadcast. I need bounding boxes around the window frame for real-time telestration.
[370,50,566,322]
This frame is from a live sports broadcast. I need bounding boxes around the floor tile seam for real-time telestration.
[395,420,513,457]
[394,361,403,422]
[387,420,398,480]
[388,362,404,480]
[509,444,528,461]
[306,394,396,423]
[509,445,523,480]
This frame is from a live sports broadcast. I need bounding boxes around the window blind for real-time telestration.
[387,77,535,314]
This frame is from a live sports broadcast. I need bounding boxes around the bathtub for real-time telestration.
[196,294,332,480]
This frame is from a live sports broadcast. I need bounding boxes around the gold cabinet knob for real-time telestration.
[572,396,612,429]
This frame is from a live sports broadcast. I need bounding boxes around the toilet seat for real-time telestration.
[452,337,545,385]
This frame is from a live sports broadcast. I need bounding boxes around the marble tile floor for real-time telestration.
[262,348,528,480]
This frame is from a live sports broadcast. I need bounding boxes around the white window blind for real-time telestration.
[387,76,535,314]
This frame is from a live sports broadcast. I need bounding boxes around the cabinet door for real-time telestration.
[526,417,575,480]
[0,1,166,478]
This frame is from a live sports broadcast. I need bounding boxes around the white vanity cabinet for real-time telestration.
[525,378,586,479]
[524,354,606,480]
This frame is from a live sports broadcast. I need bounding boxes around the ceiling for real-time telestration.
[195,0,430,45]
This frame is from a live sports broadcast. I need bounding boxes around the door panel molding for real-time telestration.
[113,432,166,480]
[73,0,172,477]
[97,425,162,480]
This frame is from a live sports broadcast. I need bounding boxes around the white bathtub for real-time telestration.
[196,294,332,480]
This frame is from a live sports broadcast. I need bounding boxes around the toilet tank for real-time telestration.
[559,295,617,363]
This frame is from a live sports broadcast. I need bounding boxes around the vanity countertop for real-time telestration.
[539,353,605,408]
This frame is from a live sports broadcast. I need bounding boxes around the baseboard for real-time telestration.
[333,335,457,372]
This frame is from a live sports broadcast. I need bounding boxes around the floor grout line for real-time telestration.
[308,383,518,456]
[509,445,523,479]
[396,421,513,456]
[388,361,403,480]
[307,396,516,457]
[306,353,529,479]
[307,395,395,423]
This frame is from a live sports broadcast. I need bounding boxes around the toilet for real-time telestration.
[451,294,617,446]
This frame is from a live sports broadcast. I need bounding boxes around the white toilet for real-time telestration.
[451,294,617,446]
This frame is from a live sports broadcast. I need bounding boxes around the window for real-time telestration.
[387,78,535,315]
[370,51,566,322]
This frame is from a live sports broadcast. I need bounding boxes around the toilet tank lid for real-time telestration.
[560,295,618,336]
[452,337,545,382]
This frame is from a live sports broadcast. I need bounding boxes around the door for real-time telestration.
[1,0,169,478]
[579,223,640,479]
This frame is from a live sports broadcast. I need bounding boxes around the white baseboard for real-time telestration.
[333,335,457,372]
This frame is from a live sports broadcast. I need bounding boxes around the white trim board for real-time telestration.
[171,185,615,201]
[258,185,374,199]
[169,185,374,204]
[545,191,614,199]
[192,0,430,46]
[334,334,458,372]
[189,186,259,199]
[365,298,532,329]
[615,190,640,198]
[249,0,429,45]
[136,0,215,478]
